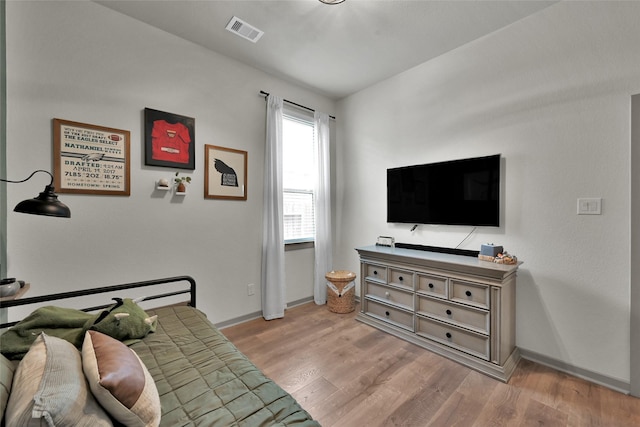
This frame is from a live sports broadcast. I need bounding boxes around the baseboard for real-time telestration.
[217,295,361,329]
[287,296,315,308]
[216,296,316,329]
[216,310,262,329]
[519,348,630,395]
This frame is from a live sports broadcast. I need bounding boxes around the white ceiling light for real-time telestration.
[319,0,345,4]
[225,16,264,43]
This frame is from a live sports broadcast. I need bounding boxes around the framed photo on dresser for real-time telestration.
[144,108,195,170]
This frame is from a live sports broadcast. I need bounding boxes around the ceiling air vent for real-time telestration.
[225,16,264,43]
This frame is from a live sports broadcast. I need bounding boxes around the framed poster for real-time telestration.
[205,144,247,200]
[144,108,195,170]
[53,119,130,195]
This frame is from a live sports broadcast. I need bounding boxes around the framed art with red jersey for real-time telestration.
[144,108,196,170]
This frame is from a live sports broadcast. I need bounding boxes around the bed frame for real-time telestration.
[0,275,196,329]
[1,275,322,426]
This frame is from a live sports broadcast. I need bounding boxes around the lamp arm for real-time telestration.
[0,170,55,186]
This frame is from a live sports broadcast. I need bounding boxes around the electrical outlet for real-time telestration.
[577,198,602,215]
[247,283,255,296]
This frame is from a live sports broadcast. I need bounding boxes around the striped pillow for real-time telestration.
[5,333,112,426]
[0,354,16,423]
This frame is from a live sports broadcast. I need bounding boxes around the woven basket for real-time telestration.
[327,284,356,314]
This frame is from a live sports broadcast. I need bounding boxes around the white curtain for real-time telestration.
[262,95,286,320]
[313,111,333,305]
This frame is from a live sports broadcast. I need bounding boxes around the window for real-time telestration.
[283,110,315,244]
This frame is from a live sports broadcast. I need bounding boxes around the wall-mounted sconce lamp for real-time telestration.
[0,170,71,218]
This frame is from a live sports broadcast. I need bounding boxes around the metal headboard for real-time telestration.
[0,275,196,329]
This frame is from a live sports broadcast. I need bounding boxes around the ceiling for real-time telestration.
[95,0,557,100]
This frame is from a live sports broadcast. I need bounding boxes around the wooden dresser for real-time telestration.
[355,245,521,382]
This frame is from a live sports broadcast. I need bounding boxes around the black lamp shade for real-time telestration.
[13,185,71,218]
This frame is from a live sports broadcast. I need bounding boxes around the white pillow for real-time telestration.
[82,330,161,427]
[5,333,112,426]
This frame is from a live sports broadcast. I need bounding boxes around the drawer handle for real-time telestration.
[465,290,472,297]
[385,311,390,317]
[446,309,452,316]
[428,283,434,289]
[385,291,390,298]
[373,270,378,276]
[446,332,452,339]
[399,276,403,282]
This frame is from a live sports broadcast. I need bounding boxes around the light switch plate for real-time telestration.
[577,198,602,215]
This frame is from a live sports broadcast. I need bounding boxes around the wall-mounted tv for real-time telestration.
[387,154,501,227]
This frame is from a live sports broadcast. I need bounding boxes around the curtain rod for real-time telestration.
[259,90,336,120]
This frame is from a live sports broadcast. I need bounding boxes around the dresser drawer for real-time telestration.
[416,316,489,360]
[450,280,490,309]
[416,296,489,334]
[364,299,414,331]
[365,282,413,311]
[388,268,413,290]
[364,263,387,283]
[416,273,448,299]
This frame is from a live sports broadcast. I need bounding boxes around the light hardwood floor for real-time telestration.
[221,302,640,427]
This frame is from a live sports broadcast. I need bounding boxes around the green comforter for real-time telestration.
[133,305,320,427]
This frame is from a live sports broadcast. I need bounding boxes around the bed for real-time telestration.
[0,276,320,426]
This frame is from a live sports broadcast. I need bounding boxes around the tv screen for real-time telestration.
[387,154,500,227]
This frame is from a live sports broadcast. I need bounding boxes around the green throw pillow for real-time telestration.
[90,298,157,344]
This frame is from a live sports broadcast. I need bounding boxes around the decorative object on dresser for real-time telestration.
[376,236,395,247]
[355,245,522,382]
[478,243,518,265]
[480,243,503,257]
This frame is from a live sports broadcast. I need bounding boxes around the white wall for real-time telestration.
[336,1,639,386]
[4,1,334,323]
[6,0,638,390]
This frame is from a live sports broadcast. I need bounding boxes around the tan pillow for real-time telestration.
[82,330,161,427]
[0,353,16,424]
[4,333,112,426]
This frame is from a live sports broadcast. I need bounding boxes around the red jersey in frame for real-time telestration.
[151,120,191,164]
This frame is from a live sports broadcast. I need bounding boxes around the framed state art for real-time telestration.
[205,144,247,200]
[144,108,195,170]
[53,119,130,195]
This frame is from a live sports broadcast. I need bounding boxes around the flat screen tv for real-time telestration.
[387,154,501,227]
